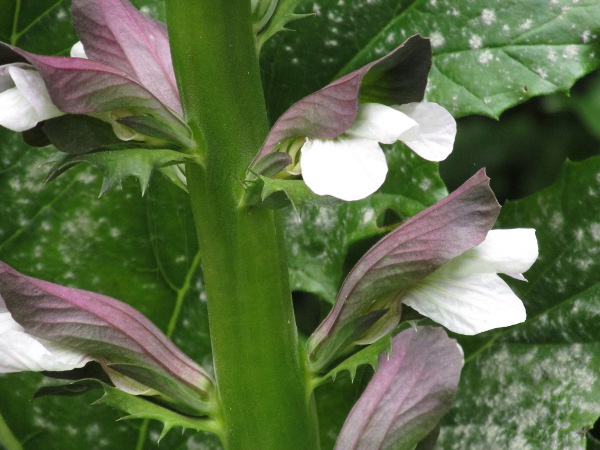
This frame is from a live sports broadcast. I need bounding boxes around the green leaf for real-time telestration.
[47,148,196,196]
[439,157,600,448]
[284,144,446,304]
[261,0,600,120]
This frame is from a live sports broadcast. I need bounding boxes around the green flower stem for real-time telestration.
[165,1,320,449]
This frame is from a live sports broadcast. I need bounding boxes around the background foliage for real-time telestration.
[0,0,599,448]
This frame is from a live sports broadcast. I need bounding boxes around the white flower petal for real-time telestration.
[70,41,88,59]
[0,323,89,373]
[0,86,40,132]
[394,102,456,161]
[403,272,526,335]
[8,66,63,123]
[300,137,388,201]
[345,103,419,144]
[442,229,538,278]
[0,66,15,91]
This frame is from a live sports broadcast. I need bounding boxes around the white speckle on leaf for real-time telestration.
[362,210,375,224]
[56,8,67,20]
[562,45,579,59]
[78,171,97,185]
[534,66,548,79]
[469,34,483,49]
[582,29,594,43]
[519,19,533,31]
[327,11,343,23]
[419,178,432,190]
[589,223,600,241]
[547,49,558,62]
[481,9,496,25]
[550,212,563,230]
[478,50,493,64]
[430,31,445,48]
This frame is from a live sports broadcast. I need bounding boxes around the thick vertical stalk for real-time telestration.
[165,1,319,449]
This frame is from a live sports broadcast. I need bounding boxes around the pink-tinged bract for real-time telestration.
[334,327,463,450]
[0,262,213,414]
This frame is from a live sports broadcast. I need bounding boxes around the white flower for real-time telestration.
[70,41,88,59]
[402,229,538,335]
[0,64,63,132]
[300,102,456,201]
[0,299,89,373]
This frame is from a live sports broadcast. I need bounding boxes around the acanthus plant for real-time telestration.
[0,0,540,449]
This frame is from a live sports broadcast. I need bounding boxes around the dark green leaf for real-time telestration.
[261,0,600,120]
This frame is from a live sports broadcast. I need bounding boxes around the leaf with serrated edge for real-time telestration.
[262,0,600,120]
[315,334,392,388]
[256,0,312,51]
[47,148,195,195]
[43,379,221,441]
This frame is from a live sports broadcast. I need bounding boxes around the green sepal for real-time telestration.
[313,334,392,390]
[259,176,341,212]
[36,379,221,442]
[256,0,312,52]
[45,149,197,196]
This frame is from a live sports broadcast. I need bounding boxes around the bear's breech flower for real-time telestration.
[0,262,214,414]
[250,35,456,201]
[307,169,538,372]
